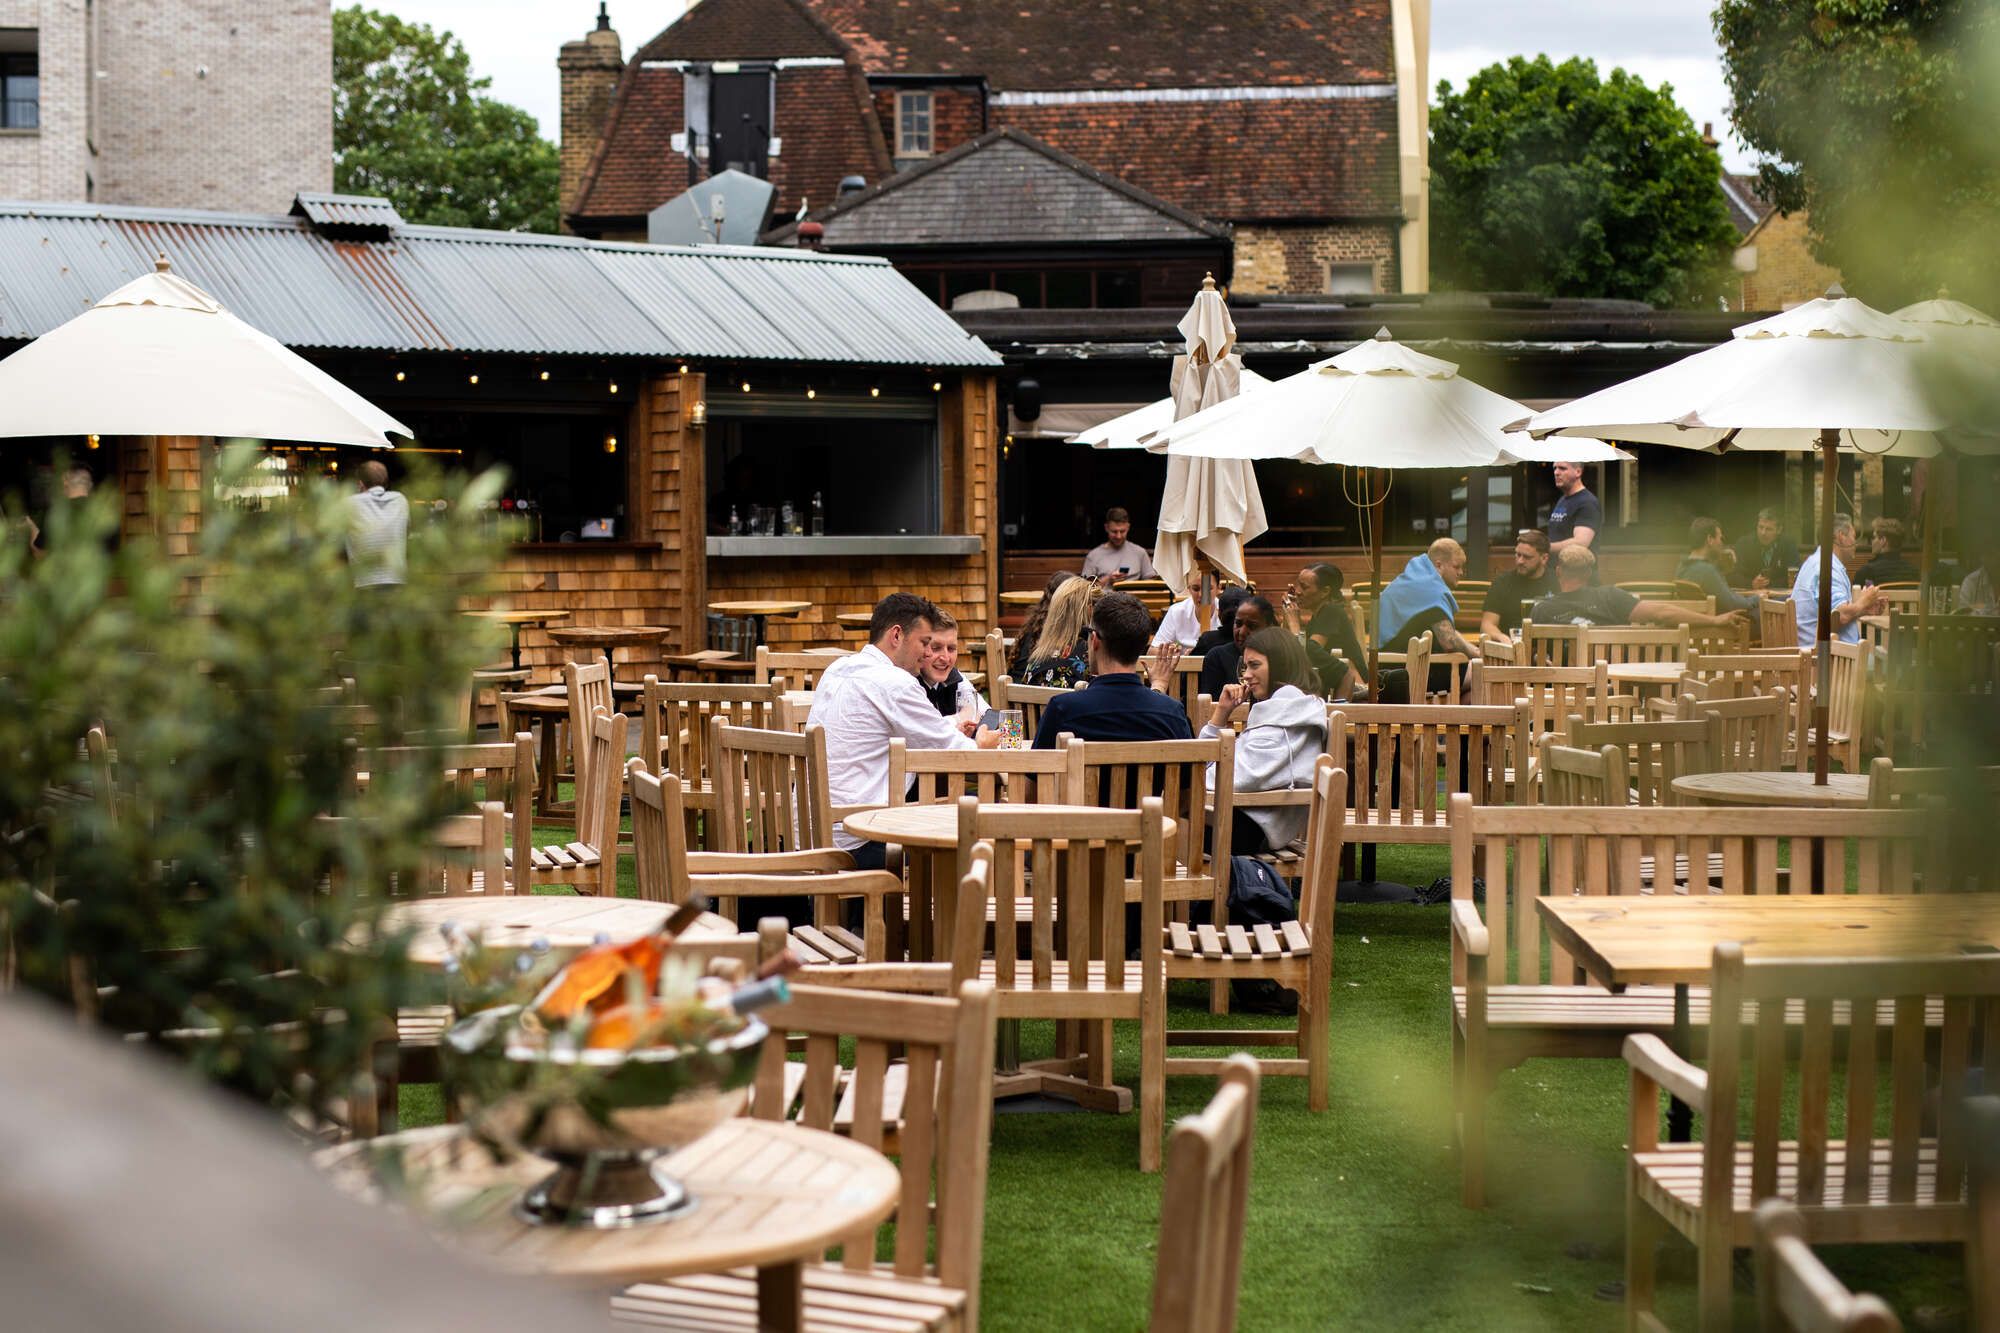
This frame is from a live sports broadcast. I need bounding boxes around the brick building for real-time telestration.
[0,0,329,212]
[1718,163,1843,313]
[561,0,1433,299]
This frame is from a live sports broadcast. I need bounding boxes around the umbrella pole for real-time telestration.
[1368,467,1384,693]
[1913,459,1944,755]
[1813,429,1837,785]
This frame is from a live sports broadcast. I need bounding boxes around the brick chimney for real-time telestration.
[558,3,625,227]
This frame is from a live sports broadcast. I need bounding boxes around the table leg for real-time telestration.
[927,848,957,964]
[508,625,524,674]
[1667,982,1693,1142]
[756,1260,804,1333]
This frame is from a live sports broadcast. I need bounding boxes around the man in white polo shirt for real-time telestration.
[808,592,1003,869]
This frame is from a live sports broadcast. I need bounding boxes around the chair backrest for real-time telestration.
[1685,616,1752,656]
[1684,650,1810,760]
[754,647,846,692]
[1332,702,1525,824]
[1753,1201,1904,1333]
[1480,635,1520,665]
[1582,625,1689,665]
[1680,687,1791,773]
[627,758,689,904]
[1449,801,1932,989]
[1064,736,1234,906]
[1824,639,1868,744]
[359,734,536,882]
[1522,620,1583,667]
[1888,611,2000,694]
[888,737,1071,807]
[991,674,1074,740]
[951,799,1165,996]
[563,656,614,789]
[1532,735,1627,807]
[576,707,628,853]
[1120,577,1175,620]
[709,718,837,854]
[982,629,1014,690]
[1149,1054,1262,1333]
[639,676,783,781]
[1138,654,1210,726]
[1465,661,1610,743]
[408,802,507,897]
[1673,579,1709,602]
[1567,714,1719,807]
[1293,756,1348,953]
[1761,596,1798,650]
[1615,580,1677,598]
[1705,945,1998,1234]
[752,980,999,1326]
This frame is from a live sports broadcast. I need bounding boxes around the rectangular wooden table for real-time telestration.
[1538,893,2000,1138]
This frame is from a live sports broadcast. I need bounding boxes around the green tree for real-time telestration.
[1715,0,2000,308]
[333,6,559,233]
[1430,56,1739,307]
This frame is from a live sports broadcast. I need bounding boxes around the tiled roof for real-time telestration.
[636,0,848,61]
[997,95,1400,221]
[1720,172,1772,237]
[765,128,1229,248]
[571,64,690,223]
[806,0,1394,90]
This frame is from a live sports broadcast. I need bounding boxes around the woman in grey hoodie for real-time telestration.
[1198,626,1328,853]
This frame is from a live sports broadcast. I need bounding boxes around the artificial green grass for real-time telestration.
[400,822,1973,1330]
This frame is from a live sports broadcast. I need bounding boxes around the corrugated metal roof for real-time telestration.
[290,192,405,233]
[0,200,1000,367]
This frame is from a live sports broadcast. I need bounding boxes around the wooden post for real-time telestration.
[1812,430,1837,785]
[1368,466,1385,692]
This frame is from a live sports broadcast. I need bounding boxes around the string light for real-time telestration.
[603,434,618,454]
[539,369,549,381]
[609,381,619,394]
[805,387,816,400]
[678,364,689,375]
[87,434,100,450]
[468,373,479,385]
[741,381,751,392]
[394,370,406,382]
[931,381,942,392]
[870,387,880,397]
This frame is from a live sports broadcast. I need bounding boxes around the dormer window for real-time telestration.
[896,90,933,161]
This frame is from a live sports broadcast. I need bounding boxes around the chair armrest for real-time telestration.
[792,962,955,993]
[690,869,904,899]
[1230,788,1314,809]
[1623,1034,1708,1113]
[1450,899,1489,956]
[686,849,856,874]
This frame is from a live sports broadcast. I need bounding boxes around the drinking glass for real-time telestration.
[998,709,1025,749]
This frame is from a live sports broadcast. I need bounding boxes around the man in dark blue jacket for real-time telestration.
[1033,592,1193,747]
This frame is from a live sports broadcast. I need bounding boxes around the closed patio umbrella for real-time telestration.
[0,260,410,447]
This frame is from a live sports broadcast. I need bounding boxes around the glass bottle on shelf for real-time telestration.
[780,501,795,535]
[727,505,741,535]
[811,491,824,536]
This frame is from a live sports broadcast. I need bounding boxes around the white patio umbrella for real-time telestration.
[1147,328,1627,682]
[1071,367,1272,449]
[1150,277,1268,628]
[0,260,410,447]
[1517,288,1999,781]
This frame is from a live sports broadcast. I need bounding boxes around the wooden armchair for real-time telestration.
[1466,661,1611,747]
[1583,625,1690,665]
[1148,1055,1262,1333]
[1801,640,1867,773]
[1334,701,1524,848]
[1625,945,1998,1330]
[1523,621,1584,667]
[1679,688,1792,773]
[753,647,846,692]
[508,707,622,895]
[614,979,999,1333]
[1761,596,1799,650]
[1529,735,1627,806]
[359,734,535,894]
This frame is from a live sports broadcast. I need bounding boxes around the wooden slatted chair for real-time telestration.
[1624,946,1999,1330]
[982,628,1009,687]
[1530,736,1627,806]
[1800,640,1867,773]
[1139,654,1211,727]
[614,979,999,1333]
[754,647,845,692]
[1682,650,1811,767]
[1567,714,1718,808]
[1449,801,1932,1208]
[951,801,1170,1170]
[1616,580,1679,598]
[1680,688,1792,773]
[1148,1055,1261,1333]
[1686,616,1753,656]
[358,734,536,894]
[1381,629,1468,702]
[1761,597,1799,650]
[1335,702,1526,849]
[1583,625,1691,665]
[1164,756,1345,1108]
[1523,620,1585,667]
[510,707,624,895]
[1753,1201,1904,1333]
[1481,635,1521,665]
[639,677,782,851]
[1466,661,1611,747]
[990,674,1074,740]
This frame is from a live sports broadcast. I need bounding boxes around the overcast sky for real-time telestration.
[382,0,1757,172]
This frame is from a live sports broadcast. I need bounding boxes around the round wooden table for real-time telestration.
[1669,770,1872,809]
[708,601,811,650]
[373,897,735,967]
[997,590,1044,609]
[834,611,873,635]
[546,624,670,667]
[317,1120,898,1329]
[1605,661,1685,688]
[466,608,571,672]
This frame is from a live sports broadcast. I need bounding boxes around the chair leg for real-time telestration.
[1695,1230,1733,1332]
[1454,1020,1485,1208]
[1211,978,1228,1015]
[1139,1003,1165,1173]
[1626,1182,1663,1332]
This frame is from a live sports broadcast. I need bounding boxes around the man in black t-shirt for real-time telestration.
[1532,548,1755,630]
[1481,529,1557,639]
[1546,461,1602,554]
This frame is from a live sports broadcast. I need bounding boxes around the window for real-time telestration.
[896,90,933,159]
[1,31,37,130]
[1327,261,1377,296]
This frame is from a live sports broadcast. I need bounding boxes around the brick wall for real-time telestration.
[0,0,89,201]
[1737,210,1842,313]
[870,84,984,165]
[558,25,625,222]
[92,0,330,212]
[770,65,889,218]
[1229,221,1400,297]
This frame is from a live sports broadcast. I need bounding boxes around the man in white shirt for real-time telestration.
[1792,512,1884,649]
[1080,507,1159,582]
[1959,542,1998,615]
[807,593,1002,868]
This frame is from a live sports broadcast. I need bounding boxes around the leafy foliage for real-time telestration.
[1715,0,2000,308]
[1430,56,1739,308]
[332,6,560,233]
[0,450,510,1121]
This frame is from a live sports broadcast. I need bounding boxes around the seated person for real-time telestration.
[1729,506,1798,590]
[1961,542,1999,614]
[1151,565,1223,649]
[1676,516,1759,613]
[1281,561,1366,698]
[1033,592,1194,746]
[917,608,987,719]
[1790,514,1883,648]
[1198,627,1328,855]
[1017,575,1097,688]
[1376,539,1481,695]
[1535,547,1755,630]
[1191,586,1251,657]
[808,593,1003,870]
[1080,507,1158,583]
[1853,517,1919,587]
[1481,530,1557,640]
[1199,594,1274,700]
[1008,570,1075,679]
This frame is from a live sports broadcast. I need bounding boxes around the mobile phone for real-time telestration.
[978,708,1002,731]
[1119,565,1130,575]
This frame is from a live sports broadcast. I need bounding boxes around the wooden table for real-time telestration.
[997,590,1044,609]
[318,1120,898,1330]
[466,608,570,673]
[375,897,734,967]
[1538,892,2000,1138]
[834,611,872,634]
[1670,770,1872,809]
[546,625,670,668]
[662,650,756,681]
[1605,661,1685,690]
[501,693,571,815]
[708,600,810,650]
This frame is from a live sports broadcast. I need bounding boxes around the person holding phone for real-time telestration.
[1080,506,1158,584]
[1199,627,1328,855]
